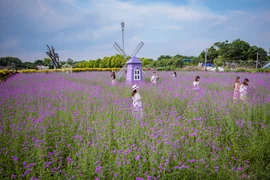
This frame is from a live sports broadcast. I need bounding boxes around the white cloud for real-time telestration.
[0,0,269,61]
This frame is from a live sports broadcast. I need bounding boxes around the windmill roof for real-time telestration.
[126,56,142,64]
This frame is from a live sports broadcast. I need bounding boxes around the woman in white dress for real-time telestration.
[132,84,143,121]
[240,78,249,100]
[193,76,200,91]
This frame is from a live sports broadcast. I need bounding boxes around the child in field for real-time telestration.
[110,71,116,85]
[233,76,241,100]
[151,72,159,84]
[132,84,143,121]
[240,78,249,100]
[193,76,200,91]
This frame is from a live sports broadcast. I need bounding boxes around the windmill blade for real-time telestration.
[116,63,127,78]
[113,42,128,58]
[131,41,144,57]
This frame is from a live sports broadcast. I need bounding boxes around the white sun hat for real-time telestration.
[132,84,139,91]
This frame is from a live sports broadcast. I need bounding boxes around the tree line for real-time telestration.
[198,39,269,68]
[0,39,269,70]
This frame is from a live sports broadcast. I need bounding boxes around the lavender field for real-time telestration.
[0,72,270,180]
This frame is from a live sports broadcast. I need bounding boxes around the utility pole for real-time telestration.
[256,52,258,69]
[204,48,208,72]
[121,22,125,53]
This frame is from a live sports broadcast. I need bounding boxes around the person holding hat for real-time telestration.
[132,84,143,121]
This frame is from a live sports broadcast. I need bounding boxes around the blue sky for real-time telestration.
[0,0,269,62]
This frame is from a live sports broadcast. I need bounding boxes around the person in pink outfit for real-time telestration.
[233,76,241,100]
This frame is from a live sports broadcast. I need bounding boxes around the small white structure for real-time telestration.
[207,67,224,72]
[62,63,72,73]
[36,65,49,70]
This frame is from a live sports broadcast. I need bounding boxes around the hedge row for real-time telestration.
[16,68,122,73]
[0,70,12,79]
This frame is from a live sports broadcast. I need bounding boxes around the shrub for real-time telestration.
[156,66,176,71]
[256,68,270,73]
[234,68,252,73]
[181,66,199,71]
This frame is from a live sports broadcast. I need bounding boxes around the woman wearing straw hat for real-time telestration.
[132,84,143,121]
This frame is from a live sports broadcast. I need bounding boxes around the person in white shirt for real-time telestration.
[151,72,159,84]
[170,72,177,80]
[240,78,249,100]
[132,84,143,121]
[193,76,200,91]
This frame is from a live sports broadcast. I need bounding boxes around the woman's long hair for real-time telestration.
[242,78,249,86]
[234,76,240,88]
[132,90,137,97]
[195,76,200,82]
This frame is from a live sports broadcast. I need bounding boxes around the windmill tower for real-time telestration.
[113,41,145,82]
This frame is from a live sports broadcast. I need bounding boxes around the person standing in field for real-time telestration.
[151,72,159,84]
[170,72,177,80]
[240,78,249,101]
[132,84,143,121]
[110,71,116,85]
[193,76,200,91]
[233,76,241,100]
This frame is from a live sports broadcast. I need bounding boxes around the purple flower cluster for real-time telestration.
[0,71,269,179]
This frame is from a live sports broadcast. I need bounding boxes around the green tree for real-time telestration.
[0,56,22,67]
[230,39,250,61]
[172,56,184,68]
[207,46,218,63]
[67,58,74,65]
[22,62,35,69]
[43,58,51,66]
[94,59,101,68]
[213,56,223,71]
[34,60,43,66]
[140,58,151,67]
[88,60,94,68]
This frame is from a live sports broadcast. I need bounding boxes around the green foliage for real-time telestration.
[256,68,270,73]
[234,68,252,73]
[75,55,127,68]
[116,76,125,82]
[213,56,223,67]
[209,39,268,65]
[22,62,35,69]
[0,56,22,67]
[156,66,176,71]
[34,59,43,66]
[43,58,51,66]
